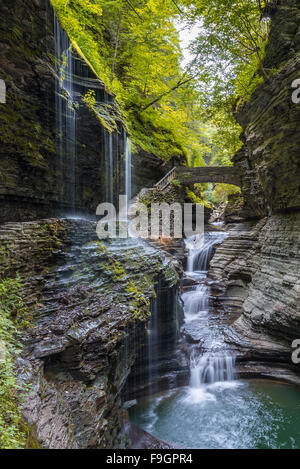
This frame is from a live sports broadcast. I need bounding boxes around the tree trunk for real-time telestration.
[110,8,123,84]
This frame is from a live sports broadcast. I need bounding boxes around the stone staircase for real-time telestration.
[129,167,177,215]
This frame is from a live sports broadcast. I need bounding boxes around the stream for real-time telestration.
[129,231,300,449]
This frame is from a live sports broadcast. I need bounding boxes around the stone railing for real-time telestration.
[154,167,177,191]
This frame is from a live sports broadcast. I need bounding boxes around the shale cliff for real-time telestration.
[233,0,300,218]
[0,0,166,223]
[0,219,178,448]
[210,0,300,380]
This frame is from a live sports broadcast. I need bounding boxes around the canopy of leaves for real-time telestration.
[51,0,206,164]
[51,0,270,171]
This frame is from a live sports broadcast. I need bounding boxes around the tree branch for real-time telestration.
[141,77,196,111]
[110,7,123,84]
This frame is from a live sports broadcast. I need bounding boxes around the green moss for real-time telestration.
[0,80,55,168]
[0,277,32,449]
[37,223,63,256]
[104,260,126,283]
[125,280,151,321]
[96,242,161,320]
[20,421,40,450]
[98,243,126,282]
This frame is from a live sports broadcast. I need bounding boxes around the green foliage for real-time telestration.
[125,280,151,321]
[50,0,207,164]
[51,0,272,205]
[0,277,31,449]
[206,183,242,205]
[174,0,271,172]
[171,179,181,188]
[83,89,118,132]
[83,89,96,109]
[186,186,212,209]
[180,0,271,103]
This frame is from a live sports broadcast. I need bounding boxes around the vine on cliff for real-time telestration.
[0,277,32,449]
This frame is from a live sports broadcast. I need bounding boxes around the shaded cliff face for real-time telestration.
[0,218,178,448]
[0,0,168,223]
[209,216,300,383]
[234,0,300,217]
[0,0,127,222]
[208,0,300,381]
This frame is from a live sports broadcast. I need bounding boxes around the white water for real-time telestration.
[125,137,132,206]
[54,16,76,214]
[183,231,235,393]
[190,351,235,387]
[185,232,227,274]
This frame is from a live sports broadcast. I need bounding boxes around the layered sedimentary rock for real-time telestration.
[208,0,300,381]
[233,0,300,218]
[0,219,178,448]
[209,215,300,382]
[0,0,168,223]
[0,0,121,221]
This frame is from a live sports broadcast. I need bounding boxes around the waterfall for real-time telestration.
[54,12,129,218]
[109,133,114,204]
[183,229,236,388]
[181,285,209,322]
[190,350,235,387]
[125,137,132,205]
[185,232,228,273]
[54,16,76,215]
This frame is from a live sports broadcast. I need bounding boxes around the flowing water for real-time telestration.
[129,229,300,449]
[129,381,300,449]
[54,13,131,218]
[54,16,76,215]
[125,137,132,206]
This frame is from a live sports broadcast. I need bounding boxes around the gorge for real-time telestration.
[0,0,299,451]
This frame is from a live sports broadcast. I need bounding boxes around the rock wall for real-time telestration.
[233,0,300,218]
[0,0,127,223]
[0,0,168,223]
[209,0,300,381]
[0,219,178,448]
[209,215,300,382]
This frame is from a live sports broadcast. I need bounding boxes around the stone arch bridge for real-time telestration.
[155,166,242,191]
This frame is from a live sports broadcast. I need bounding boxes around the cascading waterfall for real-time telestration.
[190,352,235,387]
[185,232,227,273]
[54,13,129,218]
[108,133,114,204]
[183,231,235,388]
[54,16,76,215]
[181,285,209,322]
[125,137,132,206]
[129,227,300,448]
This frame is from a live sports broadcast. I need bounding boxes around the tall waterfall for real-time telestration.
[54,16,76,215]
[125,137,132,205]
[104,132,114,204]
[54,13,129,218]
[183,231,235,388]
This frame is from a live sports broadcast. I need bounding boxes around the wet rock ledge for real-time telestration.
[0,218,178,449]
